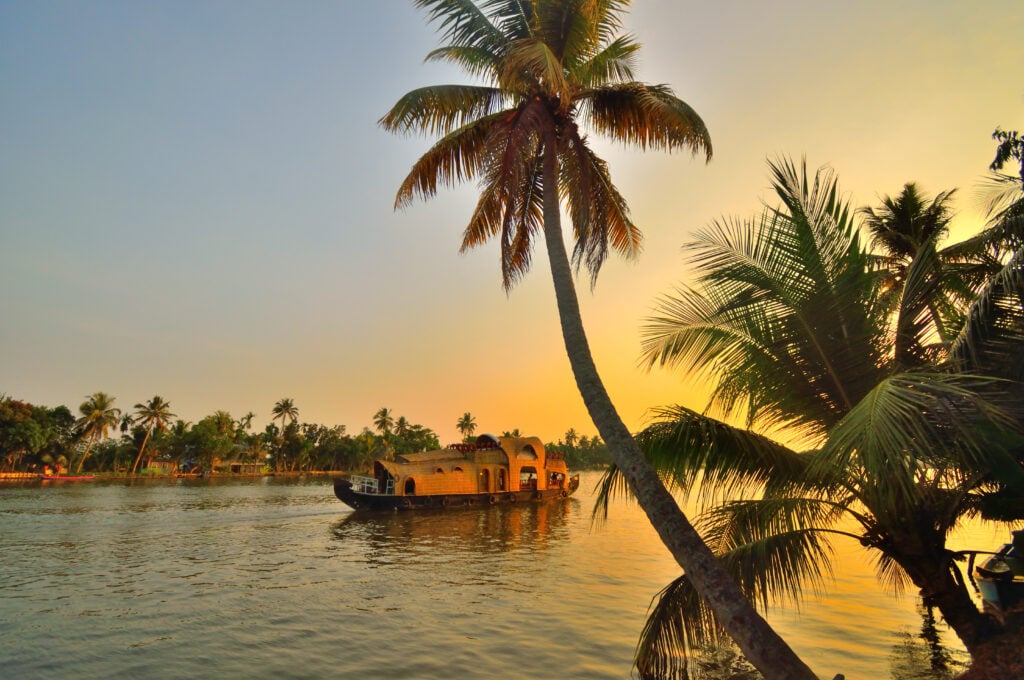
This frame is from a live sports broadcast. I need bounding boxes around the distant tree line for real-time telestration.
[0,395,447,475]
[0,397,611,475]
[546,428,612,469]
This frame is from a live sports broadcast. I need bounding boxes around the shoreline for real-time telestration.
[0,470,345,482]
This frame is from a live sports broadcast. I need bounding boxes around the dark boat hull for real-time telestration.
[333,477,578,511]
[40,475,95,481]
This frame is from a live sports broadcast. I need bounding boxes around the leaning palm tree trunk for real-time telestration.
[539,140,816,678]
[75,433,97,473]
[129,426,153,475]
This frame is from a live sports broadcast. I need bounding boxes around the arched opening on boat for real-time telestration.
[404,477,416,495]
[517,445,538,460]
[519,466,538,491]
[497,468,506,491]
[479,468,490,492]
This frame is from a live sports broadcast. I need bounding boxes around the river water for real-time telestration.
[0,472,996,679]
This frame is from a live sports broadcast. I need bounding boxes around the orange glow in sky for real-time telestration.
[1,2,1021,444]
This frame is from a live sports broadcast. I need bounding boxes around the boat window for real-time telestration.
[519,466,538,491]
[497,469,506,491]
[435,468,444,474]
[404,478,416,495]
[453,466,464,473]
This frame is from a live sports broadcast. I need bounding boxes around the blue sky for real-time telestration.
[2,1,1021,444]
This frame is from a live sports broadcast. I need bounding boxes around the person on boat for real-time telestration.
[43,465,53,477]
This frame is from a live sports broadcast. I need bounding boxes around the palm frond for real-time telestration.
[591,460,630,523]
[708,517,836,611]
[948,244,1024,382]
[634,406,807,508]
[424,45,501,81]
[874,550,914,595]
[458,99,547,289]
[892,234,945,366]
[560,129,641,285]
[379,84,507,137]
[394,111,505,208]
[819,371,1017,509]
[582,83,711,157]
[975,171,1024,222]
[414,0,507,53]
[498,37,570,100]
[635,575,721,680]
[636,502,837,680]
[573,34,638,87]
[651,158,886,431]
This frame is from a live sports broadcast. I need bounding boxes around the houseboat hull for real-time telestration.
[334,476,579,511]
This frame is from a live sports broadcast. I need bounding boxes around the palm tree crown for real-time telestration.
[271,398,299,435]
[372,407,394,437]
[381,0,710,289]
[456,412,477,439]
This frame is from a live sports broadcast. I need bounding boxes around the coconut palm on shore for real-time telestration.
[380,1,814,676]
[73,392,121,473]
[613,155,1024,677]
[129,396,176,474]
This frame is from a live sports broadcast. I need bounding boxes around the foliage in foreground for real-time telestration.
[603,141,1023,678]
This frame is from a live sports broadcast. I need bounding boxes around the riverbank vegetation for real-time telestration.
[0,394,607,476]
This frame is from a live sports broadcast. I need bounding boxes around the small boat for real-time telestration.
[334,434,580,511]
[40,475,95,482]
[974,530,1024,616]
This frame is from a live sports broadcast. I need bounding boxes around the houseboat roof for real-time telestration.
[396,450,467,464]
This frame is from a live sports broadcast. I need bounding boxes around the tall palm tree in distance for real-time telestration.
[129,396,176,474]
[456,412,477,440]
[372,407,394,439]
[380,1,813,676]
[73,392,121,473]
[859,183,968,354]
[271,398,299,437]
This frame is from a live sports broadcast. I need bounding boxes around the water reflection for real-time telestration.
[888,605,969,679]
[329,499,576,558]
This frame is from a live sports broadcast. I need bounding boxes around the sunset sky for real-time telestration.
[2,1,1021,445]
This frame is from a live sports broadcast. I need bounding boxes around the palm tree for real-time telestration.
[614,157,1024,676]
[858,183,993,359]
[381,2,813,676]
[563,428,578,448]
[456,412,477,440]
[129,396,176,474]
[372,407,394,439]
[271,398,298,437]
[73,392,121,472]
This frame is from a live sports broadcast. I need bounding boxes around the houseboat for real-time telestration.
[333,434,580,511]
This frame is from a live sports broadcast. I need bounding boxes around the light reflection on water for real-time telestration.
[0,473,980,678]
